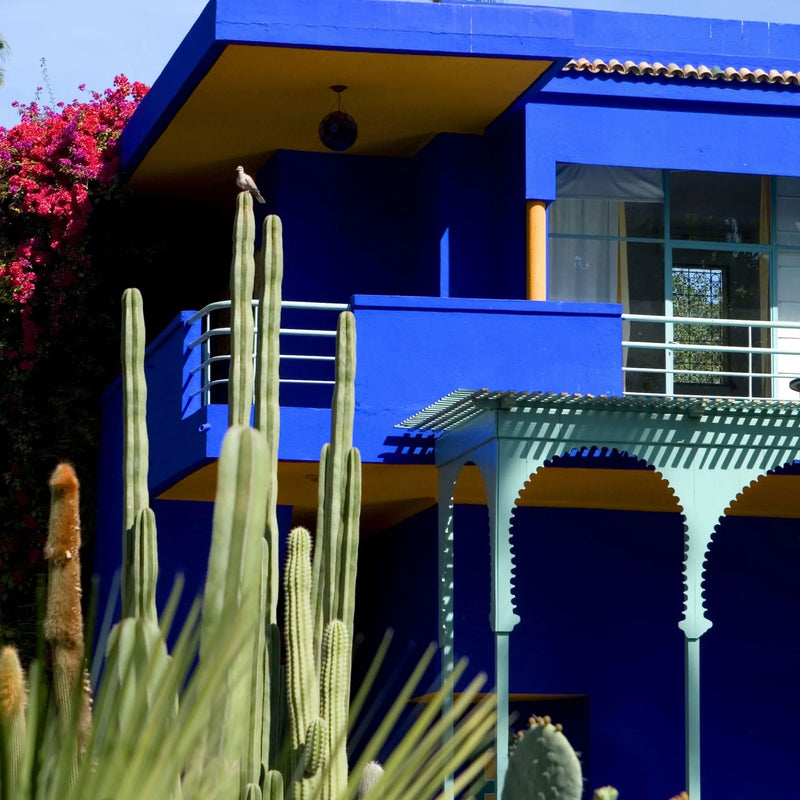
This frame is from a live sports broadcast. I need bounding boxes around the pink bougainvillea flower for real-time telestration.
[0,75,148,308]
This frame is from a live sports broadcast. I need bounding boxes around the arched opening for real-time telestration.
[702,462,800,798]
[509,447,686,798]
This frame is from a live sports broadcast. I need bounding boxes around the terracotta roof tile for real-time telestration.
[564,58,800,85]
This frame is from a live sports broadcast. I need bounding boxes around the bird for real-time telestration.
[235,165,266,203]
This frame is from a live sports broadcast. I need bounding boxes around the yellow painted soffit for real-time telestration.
[130,45,551,196]
[157,462,800,525]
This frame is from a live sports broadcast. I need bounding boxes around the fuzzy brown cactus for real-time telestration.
[0,646,27,793]
[44,462,92,754]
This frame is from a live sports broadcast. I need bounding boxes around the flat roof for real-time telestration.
[120,0,800,199]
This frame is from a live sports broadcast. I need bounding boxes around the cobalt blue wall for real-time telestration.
[525,94,800,201]
[355,493,687,798]
[408,123,527,301]
[257,150,418,304]
[352,295,623,465]
[256,124,528,306]
[703,514,800,799]
[510,505,686,799]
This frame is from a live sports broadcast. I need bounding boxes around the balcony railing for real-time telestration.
[187,300,349,407]
[622,313,800,400]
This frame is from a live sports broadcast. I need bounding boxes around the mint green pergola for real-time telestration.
[399,389,800,800]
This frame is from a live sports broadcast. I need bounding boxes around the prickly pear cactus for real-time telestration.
[502,715,582,800]
[593,787,619,800]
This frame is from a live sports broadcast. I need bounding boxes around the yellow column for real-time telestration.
[526,200,547,300]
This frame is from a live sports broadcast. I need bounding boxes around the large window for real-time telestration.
[548,166,776,397]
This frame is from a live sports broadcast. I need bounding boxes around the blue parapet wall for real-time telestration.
[524,98,800,202]
[352,294,623,463]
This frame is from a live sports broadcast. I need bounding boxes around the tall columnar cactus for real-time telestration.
[312,310,359,663]
[0,646,27,795]
[121,287,153,620]
[284,525,319,800]
[253,214,284,776]
[200,424,266,798]
[502,716,583,800]
[254,213,283,626]
[229,191,257,428]
[319,620,349,800]
[102,289,178,795]
[207,195,362,799]
[44,463,92,755]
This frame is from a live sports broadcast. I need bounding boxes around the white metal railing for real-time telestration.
[622,313,800,400]
[187,300,349,405]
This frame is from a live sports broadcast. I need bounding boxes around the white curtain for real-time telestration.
[549,164,664,304]
[549,198,619,302]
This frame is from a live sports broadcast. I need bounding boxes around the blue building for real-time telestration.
[97,2,800,797]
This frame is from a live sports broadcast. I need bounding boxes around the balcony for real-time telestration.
[99,296,622,497]
[100,295,800,517]
[623,313,800,400]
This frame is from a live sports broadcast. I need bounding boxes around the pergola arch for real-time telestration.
[400,390,800,800]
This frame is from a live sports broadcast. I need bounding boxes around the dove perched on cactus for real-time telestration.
[236,166,266,203]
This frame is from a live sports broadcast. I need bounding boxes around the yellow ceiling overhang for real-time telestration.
[158,461,800,533]
[130,45,552,197]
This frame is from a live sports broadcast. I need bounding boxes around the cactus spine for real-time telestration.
[44,463,92,755]
[356,761,384,799]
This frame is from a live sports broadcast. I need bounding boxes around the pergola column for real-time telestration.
[411,390,800,800]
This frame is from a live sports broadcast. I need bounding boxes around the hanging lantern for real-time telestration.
[319,85,358,152]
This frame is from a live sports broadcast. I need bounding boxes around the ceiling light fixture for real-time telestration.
[319,85,358,152]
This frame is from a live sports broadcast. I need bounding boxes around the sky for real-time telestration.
[4,0,800,130]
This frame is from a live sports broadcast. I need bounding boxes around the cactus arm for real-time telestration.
[121,287,150,617]
[263,769,284,800]
[303,717,327,778]
[254,214,283,625]
[284,526,319,753]
[201,425,267,654]
[311,443,330,668]
[131,508,159,624]
[320,620,349,800]
[246,538,269,787]
[229,191,257,428]
[201,426,267,782]
[324,312,356,634]
[265,622,282,770]
[337,447,361,641]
